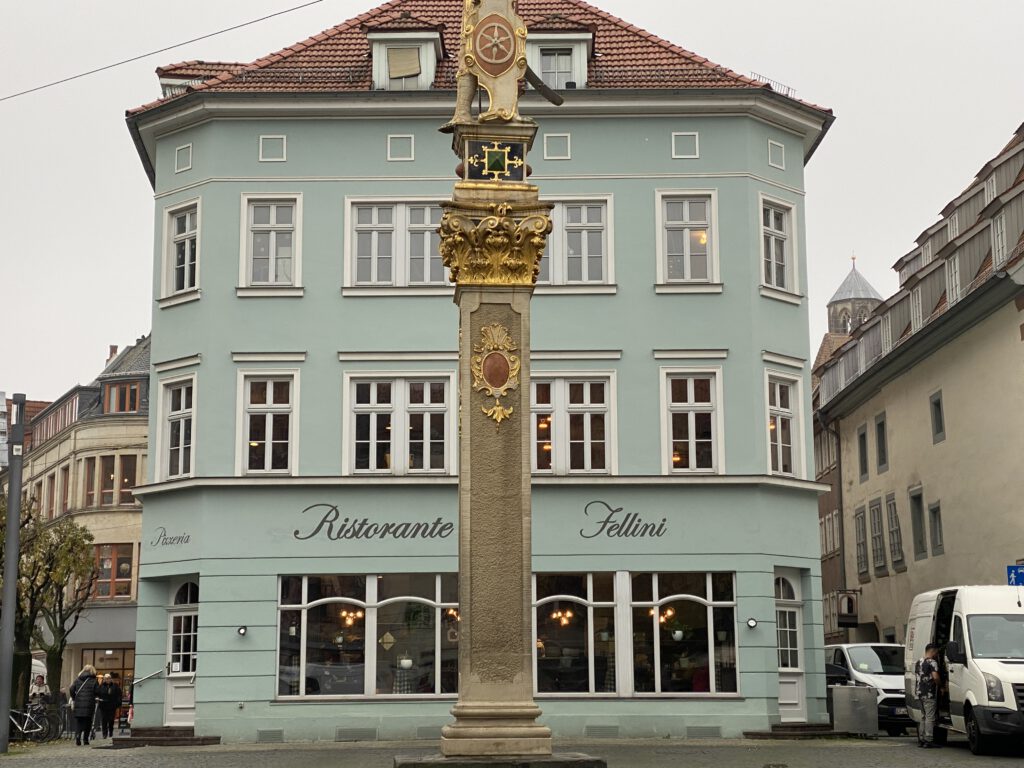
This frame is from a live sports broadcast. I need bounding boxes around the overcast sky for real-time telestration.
[2,0,1021,400]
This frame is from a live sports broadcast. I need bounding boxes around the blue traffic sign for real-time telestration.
[1007,566,1024,586]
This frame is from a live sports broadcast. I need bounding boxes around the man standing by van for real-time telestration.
[916,643,941,748]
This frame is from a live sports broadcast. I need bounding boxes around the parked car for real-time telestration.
[825,643,913,736]
[905,585,1024,755]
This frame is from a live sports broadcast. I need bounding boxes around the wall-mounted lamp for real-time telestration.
[237,626,248,636]
[746,618,758,629]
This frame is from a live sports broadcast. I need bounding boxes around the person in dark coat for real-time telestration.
[96,674,123,739]
[69,664,99,746]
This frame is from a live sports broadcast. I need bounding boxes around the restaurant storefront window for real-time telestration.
[278,571,738,699]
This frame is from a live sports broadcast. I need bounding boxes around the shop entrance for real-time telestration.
[164,582,198,726]
[775,568,806,722]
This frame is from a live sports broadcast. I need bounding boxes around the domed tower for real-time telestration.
[827,257,883,334]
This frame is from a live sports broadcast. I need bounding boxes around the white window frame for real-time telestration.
[160,198,201,305]
[947,211,960,240]
[992,212,1008,267]
[526,34,591,90]
[910,286,923,332]
[174,143,192,173]
[342,371,458,477]
[659,366,725,475]
[234,368,300,476]
[543,133,571,161]
[344,197,449,291]
[156,372,197,482]
[259,135,287,162]
[759,193,799,296]
[945,254,961,305]
[767,139,785,170]
[238,193,303,294]
[671,132,699,160]
[765,370,802,481]
[368,33,442,91]
[538,197,614,288]
[984,175,997,205]
[530,372,617,476]
[387,134,415,162]
[655,189,720,290]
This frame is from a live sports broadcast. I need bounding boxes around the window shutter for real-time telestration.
[388,47,421,79]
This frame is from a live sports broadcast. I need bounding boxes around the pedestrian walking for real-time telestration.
[915,643,942,748]
[69,664,99,746]
[96,674,123,739]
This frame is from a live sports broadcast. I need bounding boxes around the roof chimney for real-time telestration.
[107,345,119,363]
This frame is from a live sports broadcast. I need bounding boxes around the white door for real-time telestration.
[775,569,806,722]
[164,581,199,727]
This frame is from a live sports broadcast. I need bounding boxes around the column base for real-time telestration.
[440,702,552,757]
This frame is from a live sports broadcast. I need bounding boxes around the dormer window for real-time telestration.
[367,31,443,91]
[527,33,593,90]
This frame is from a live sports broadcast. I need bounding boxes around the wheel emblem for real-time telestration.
[476,21,514,65]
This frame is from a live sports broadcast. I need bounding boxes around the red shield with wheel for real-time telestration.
[473,14,517,78]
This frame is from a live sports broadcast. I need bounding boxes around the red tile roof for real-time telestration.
[129,0,829,116]
[156,60,247,78]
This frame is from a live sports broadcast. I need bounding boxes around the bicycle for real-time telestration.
[28,702,63,742]
[8,707,51,742]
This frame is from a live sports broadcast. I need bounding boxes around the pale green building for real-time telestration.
[126,0,833,742]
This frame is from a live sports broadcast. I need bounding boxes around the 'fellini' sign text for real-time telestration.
[579,500,667,539]
[293,503,455,542]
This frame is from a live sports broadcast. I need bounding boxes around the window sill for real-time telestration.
[535,284,618,295]
[341,285,453,297]
[157,289,201,308]
[873,567,890,578]
[655,283,723,295]
[759,286,803,305]
[857,572,871,584]
[237,286,304,298]
[892,560,908,573]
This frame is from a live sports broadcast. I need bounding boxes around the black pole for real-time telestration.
[0,394,26,753]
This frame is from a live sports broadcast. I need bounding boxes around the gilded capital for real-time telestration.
[440,201,552,287]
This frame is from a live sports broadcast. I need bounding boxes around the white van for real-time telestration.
[905,586,1024,755]
[825,643,913,735]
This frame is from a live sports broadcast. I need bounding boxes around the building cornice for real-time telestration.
[128,88,832,188]
[132,473,827,497]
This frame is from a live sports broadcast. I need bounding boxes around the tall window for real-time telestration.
[351,203,446,287]
[869,500,886,571]
[532,378,610,474]
[170,206,198,293]
[105,382,140,414]
[83,457,96,507]
[767,378,794,475]
[100,456,116,505]
[929,502,944,555]
[992,212,1008,267]
[119,455,137,504]
[60,465,69,514]
[351,378,451,474]
[630,572,737,694]
[666,374,716,472]
[539,202,607,285]
[762,203,791,291]
[535,573,616,693]
[774,577,800,669]
[540,48,573,89]
[166,381,193,478]
[857,425,868,482]
[663,197,712,282]
[930,391,945,443]
[910,490,927,559]
[875,412,888,472]
[45,474,56,519]
[245,377,293,473]
[886,495,904,565]
[854,508,868,575]
[93,544,133,599]
[247,200,295,285]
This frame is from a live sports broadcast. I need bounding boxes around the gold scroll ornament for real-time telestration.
[472,323,521,425]
[439,202,551,286]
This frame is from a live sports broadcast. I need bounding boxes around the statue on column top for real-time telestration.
[443,0,529,130]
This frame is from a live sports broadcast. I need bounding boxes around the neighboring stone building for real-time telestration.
[815,122,1024,642]
[812,262,883,642]
[19,337,150,692]
[2,394,53,465]
[126,0,834,741]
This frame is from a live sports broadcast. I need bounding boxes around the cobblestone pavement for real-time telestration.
[4,736,1024,768]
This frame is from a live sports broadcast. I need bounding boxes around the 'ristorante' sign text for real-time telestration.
[293,503,455,542]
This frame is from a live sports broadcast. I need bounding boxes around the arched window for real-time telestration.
[774,576,796,601]
[174,581,199,605]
